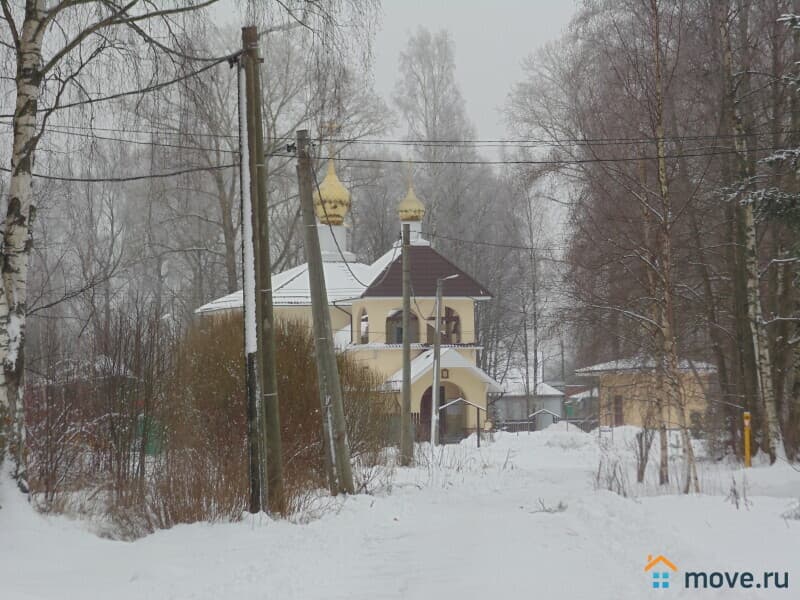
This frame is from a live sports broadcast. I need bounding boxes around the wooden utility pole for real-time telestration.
[237,50,262,513]
[242,26,285,514]
[432,274,458,446]
[431,277,443,447]
[296,129,355,495]
[400,224,413,466]
[530,247,540,420]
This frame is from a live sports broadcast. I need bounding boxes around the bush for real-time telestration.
[159,314,391,522]
[25,308,391,535]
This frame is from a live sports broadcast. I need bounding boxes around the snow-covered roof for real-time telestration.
[575,357,717,375]
[384,348,502,393]
[367,243,403,284]
[565,387,598,404]
[196,233,489,315]
[499,367,564,397]
[195,260,373,314]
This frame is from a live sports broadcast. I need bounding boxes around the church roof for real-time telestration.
[195,260,372,314]
[195,237,491,314]
[361,243,492,299]
[383,348,502,392]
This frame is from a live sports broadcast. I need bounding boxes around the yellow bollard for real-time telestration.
[743,411,751,468]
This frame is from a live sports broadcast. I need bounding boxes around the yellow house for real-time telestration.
[196,157,501,442]
[574,358,715,429]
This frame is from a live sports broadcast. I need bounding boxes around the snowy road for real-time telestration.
[2,427,798,599]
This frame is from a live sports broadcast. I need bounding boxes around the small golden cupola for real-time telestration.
[397,179,426,222]
[313,156,351,225]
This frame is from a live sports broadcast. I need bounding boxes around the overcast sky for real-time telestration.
[215,1,577,140]
[372,0,577,140]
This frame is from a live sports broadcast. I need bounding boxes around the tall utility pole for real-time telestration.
[432,274,458,446]
[400,224,413,465]
[295,129,355,495]
[242,26,285,514]
[237,51,262,514]
[530,247,539,408]
[431,277,443,447]
[520,290,531,434]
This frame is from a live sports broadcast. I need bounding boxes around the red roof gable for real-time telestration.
[362,245,492,298]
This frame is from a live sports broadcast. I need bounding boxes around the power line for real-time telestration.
[0,162,235,183]
[5,121,799,149]
[4,123,240,155]
[319,129,800,146]
[307,142,403,293]
[308,146,373,288]
[0,53,240,120]
[424,231,567,254]
[0,120,239,140]
[266,144,791,166]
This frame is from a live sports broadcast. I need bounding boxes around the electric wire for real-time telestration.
[267,143,793,166]
[0,52,241,120]
[0,162,235,183]
[423,231,567,254]
[11,124,240,155]
[4,120,798,149]
[314,128,800,147]
[308,143,376,289]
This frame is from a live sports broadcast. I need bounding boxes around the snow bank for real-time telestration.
[2,431,799,600]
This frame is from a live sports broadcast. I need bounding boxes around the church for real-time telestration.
[196,156,501,442]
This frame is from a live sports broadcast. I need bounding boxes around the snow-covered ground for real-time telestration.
[2,424,798,599]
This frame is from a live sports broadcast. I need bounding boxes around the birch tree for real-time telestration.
[717,0,784,462]
[0,0,230,487]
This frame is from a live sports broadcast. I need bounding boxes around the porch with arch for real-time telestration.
[418,381,472,444]
[386,347,502,443]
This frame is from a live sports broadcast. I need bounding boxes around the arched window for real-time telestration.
[443,307,461,344]
[386,309,419,343]
[358,308,369,344]
[426,306,462,344]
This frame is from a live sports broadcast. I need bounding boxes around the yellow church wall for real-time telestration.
[345,346,479,382]
[350,297,476,345]
[345,346,405,380]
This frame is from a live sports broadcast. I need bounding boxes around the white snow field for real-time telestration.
[2,424,799,600]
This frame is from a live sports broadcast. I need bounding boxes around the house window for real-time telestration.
[386,309,419,344]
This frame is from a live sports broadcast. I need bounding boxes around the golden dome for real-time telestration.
[398,182,425,222]
[313,157,351,225]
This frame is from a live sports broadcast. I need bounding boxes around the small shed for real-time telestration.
[492,367,564,431]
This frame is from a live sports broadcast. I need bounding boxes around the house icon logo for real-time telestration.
[645,554,678,589]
